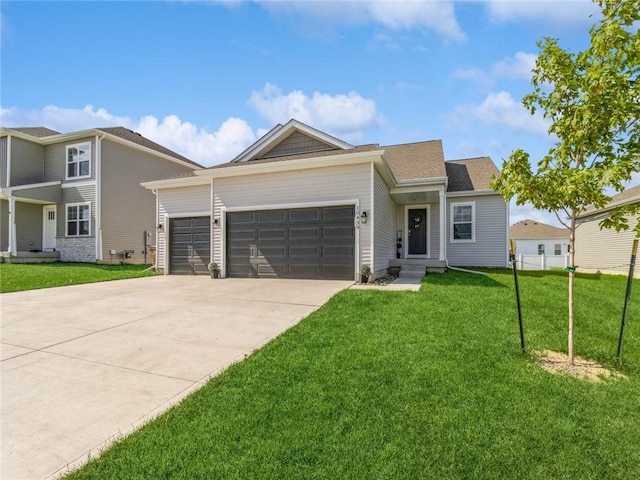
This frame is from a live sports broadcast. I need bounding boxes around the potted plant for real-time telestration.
[360,264,371,284]
[208,262,220,279]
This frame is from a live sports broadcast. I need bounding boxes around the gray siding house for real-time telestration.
[143,119,509,279]
[575,185,640,277]
[0,127,201,264]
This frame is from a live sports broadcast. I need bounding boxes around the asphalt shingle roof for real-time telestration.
[445,157,499,192]
[510,219,569,239]
[383,140,446,180]
[8,127,61,137]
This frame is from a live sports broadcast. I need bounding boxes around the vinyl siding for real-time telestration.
[157,185,211,269]
[446,194,508,267]
[45,137,96,182]
[514,239,569,256]
[59,185,96,237]
[100,139,197,264]
[15,202,43,251]
[11,184,61,204]
[10,137,45,186]
[0,137,7,188]
[396,202,442,259]
[373,167,397,272]
[213,163,371,275]
[0,199,8,250]
[575,213,639,277]
[264,131,334,158]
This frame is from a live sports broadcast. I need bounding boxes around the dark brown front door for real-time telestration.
[407,208,427,255]
[169,217,211,275]
[226,206,355,280]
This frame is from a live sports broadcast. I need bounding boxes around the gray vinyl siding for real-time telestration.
[10,137,45,186]
[157,185,211,270]
[446,194,508,267]
[575,212,639,277]
[11,184,61,204]
[59,185,96,237]
[264,131,334,158]
[15,202,43,251]
[0,199,8,250]
[100,139,197,264]
[213,163,371,276]
[373,168,397,272]
[44,137,96,182]
[1,137,7,188]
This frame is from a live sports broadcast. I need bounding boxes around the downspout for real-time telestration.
[5,135,11,188]
[95,133,105,261]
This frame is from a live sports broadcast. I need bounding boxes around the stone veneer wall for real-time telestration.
[57,237,96,262]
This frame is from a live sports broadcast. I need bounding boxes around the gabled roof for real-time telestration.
[231,119,354,163]
[445,157,499,192]
[579,184,640,218]
[510,219,569,240]
[1,126,202,168]
[8,127,61,137]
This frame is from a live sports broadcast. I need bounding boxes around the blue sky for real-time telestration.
[1,0,628,225]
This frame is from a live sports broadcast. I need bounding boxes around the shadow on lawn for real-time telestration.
[424,269,506,288]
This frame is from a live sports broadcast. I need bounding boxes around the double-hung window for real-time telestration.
[451,202,475,241]
[66,203,91,236]
[538,244,545,255]
[66,142,91,179]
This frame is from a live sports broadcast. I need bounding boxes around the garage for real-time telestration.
[169,217,210,275]
[227,206,355,280]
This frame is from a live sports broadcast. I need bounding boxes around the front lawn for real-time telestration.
[0,262,157,293]
[66,270,639,479]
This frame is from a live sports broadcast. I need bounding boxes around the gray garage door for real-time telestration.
[227,206,355,280]
[169,217,210,275]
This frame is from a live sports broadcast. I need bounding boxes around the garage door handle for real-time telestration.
[187,246,193,257]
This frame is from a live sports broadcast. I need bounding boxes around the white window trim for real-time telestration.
[450,201,475,243]
[65,142,92,181]
[66,202,92,237]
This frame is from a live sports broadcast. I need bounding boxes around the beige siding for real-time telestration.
[0,199,8,250]
[446,194,508,267]
[45,137,96,182]
[1,137,8,188]
[213,163,371,274]
[100,139,197,264]
[157,185,211,269]
[373,168,397,272]
[12,184,61,204]
[15,202,42,251]
[10,137,45,186]
[575,213,639,277]
[265,131,333,158]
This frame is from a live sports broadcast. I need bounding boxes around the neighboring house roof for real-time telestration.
[510,219,569,239]
[0,126,202,168]
[580,184,640,218]
[8,127,61,137]
[445,157,499,192]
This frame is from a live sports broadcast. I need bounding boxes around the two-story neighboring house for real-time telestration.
[0,127,201,264]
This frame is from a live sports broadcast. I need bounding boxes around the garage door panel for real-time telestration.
[169,217,210,275]
[227,206,354,280]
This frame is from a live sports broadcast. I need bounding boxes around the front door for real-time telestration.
[407,208,427,256]
[42,205,57,251]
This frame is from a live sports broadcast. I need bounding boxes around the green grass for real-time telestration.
[0,262,157,293]
[66,270,640,479]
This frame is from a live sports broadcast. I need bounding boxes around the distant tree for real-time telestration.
[491,0,640,365]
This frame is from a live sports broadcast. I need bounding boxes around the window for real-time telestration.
[66,142,91,179]
[66,203,91,236]
[554,244,562,255]
[451,202,475,241]
[538,244,545,255]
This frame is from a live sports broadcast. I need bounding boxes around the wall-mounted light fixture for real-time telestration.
[360,211,368,224]
[157,223,164,232]
[213,218,220,228]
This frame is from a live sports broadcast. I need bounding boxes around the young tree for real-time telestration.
[492,0,640,364]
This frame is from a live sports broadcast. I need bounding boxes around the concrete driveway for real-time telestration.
[0,276,352,480]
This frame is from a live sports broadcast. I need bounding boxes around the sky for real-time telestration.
[1,0,635,226]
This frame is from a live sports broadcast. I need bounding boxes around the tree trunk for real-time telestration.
[568,214,576,365]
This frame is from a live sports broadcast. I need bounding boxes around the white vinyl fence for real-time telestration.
[516,253,569,271]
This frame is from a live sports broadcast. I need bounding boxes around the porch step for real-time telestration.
[389,259,447,276]
[398,264,427,278]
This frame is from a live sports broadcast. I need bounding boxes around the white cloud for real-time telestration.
[248,83,382,138]
[486,0,600,25]
[454,51,536,86]
[454,91,550,137]
[256,0,465,42]
[0,105,256,166]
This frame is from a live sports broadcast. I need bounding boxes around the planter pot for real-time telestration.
[361,274,369,284]
[210,271,220,279]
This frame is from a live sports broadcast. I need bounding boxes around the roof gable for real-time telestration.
[231,119,354,163]
[446,157,499,192]
[383,140,446,181]
[4,127,61,138]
